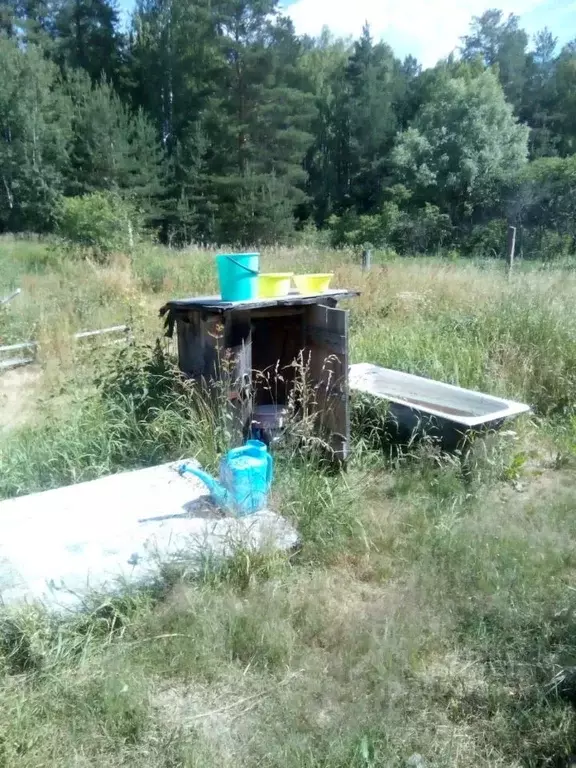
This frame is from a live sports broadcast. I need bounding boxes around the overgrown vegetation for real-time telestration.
[57,191,142,262]
[1,240,576,766]
[1,1,576,760]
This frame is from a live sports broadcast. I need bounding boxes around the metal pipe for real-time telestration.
[0,341,37,353]
[0,288,21,306]
[0,357,35,371]
[74,325,129,340]
[0,326,129,356]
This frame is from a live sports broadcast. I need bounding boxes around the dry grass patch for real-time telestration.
[0,366,42,432]
[1,242,576,766]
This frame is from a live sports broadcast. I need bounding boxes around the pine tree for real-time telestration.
[300,30,351,223]
[206,1,315,243]
[462,10,529,112]
[0,0,55,44]
[303,24,413,224]
[65,70,164,224]
[162,124,214,245]
[343,25,406,213]
[523,28,559,157]
[53,0,123,84]
[0,2,15,35]
[0,37,72,232]
[128,0,315,244]
[128,0,223,241]
[552,41,576,156]
[462,9,528,114]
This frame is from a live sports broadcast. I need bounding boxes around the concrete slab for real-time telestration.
[0,460,298,613]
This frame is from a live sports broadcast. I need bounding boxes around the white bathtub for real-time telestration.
[349,363,531,447]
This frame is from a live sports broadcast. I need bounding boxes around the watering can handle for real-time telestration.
[226,256,259,275]
[266,452,274,486]
[227,446,247,460]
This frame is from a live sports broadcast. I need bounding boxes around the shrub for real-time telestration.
[295,220,332,249]
[327,202,403,249]
[57,191,142,262]
[327,202,452,254]
[395,204,453,253]
[534,230,574,262]
[464,219,508,258]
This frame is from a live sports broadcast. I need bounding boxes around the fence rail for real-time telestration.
[0,325,130,372]
[0,288,21,307]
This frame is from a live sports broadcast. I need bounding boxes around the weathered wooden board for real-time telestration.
[224,310,252,443]
[161,289,359,314]
[176,311,223,379]
[304,304,350,462]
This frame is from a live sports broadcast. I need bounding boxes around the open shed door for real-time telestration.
[305,305,350,462]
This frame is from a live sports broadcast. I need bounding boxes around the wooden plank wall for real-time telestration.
[176,311,224,379]
[304,304,350,461]
[174,304,351,459]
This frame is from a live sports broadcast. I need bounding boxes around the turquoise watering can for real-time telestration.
[179,440,273,516]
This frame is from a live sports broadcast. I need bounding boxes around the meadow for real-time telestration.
[1,236,576,767]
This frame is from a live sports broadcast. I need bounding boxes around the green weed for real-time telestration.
[1,242,576,767]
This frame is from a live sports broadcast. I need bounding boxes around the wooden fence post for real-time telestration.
[507,226,517,278]
[361,249,372,271]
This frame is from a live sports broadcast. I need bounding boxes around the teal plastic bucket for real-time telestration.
[216,253,259,302]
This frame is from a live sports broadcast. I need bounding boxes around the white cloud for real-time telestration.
[284,0,545,66]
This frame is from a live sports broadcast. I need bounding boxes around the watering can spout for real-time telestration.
[179,464,230,508]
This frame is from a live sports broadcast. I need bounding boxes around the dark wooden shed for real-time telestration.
[160,289,359,461]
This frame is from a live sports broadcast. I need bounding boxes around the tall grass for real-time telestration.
[0,341,234,498]
[3,240,576,414]
[1,474,576,766]
[348,262,576,413]
[1,241,576,767]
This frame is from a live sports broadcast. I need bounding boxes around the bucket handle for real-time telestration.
[224,256,259,276]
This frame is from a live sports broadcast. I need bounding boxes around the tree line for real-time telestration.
[1,0,575,257]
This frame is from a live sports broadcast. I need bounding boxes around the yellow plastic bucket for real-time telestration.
[258,273,294,298]
[292,273,334,294]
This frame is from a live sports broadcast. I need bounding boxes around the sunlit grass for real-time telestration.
[1,240,576,766]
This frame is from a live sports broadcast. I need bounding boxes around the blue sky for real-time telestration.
[283,0,575,65]
[119,0,575,67]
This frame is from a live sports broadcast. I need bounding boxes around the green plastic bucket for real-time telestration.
[216,253,260,302]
